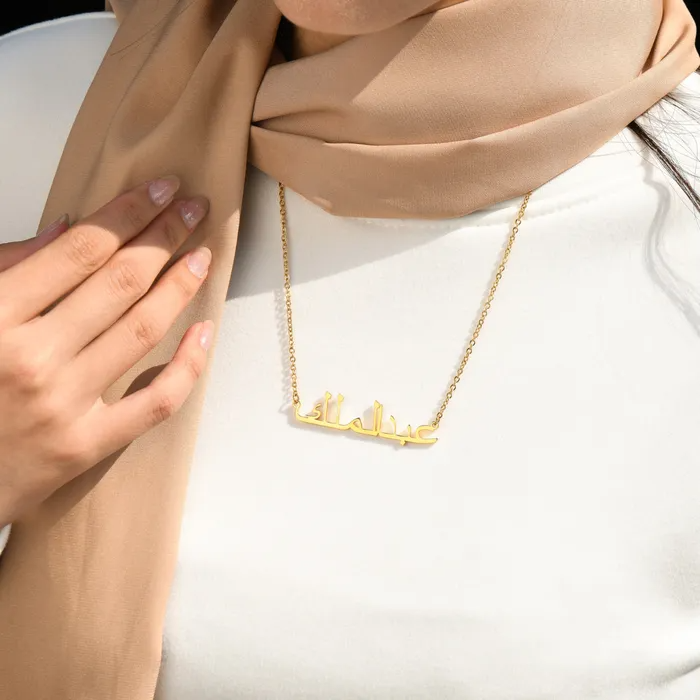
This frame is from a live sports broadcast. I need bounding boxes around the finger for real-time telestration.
[71,246,212,398]
[40,197,208,363]
[88,319,213,456]
[0,176,181,326]
[0,215,69,273]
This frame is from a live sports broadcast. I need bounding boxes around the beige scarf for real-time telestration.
[0,1,697,698]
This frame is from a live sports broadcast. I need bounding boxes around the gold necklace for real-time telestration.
[278,183,532,446]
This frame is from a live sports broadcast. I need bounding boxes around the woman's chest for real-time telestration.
[157,167,700,699]
[3,16,700,698]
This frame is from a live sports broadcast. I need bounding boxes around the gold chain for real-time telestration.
[430,190,532,428]
[279,183,300,408]
[278,182,532,436]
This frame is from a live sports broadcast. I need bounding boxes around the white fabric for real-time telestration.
[3,14,700,700]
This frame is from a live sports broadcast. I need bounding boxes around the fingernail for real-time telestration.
[187,246,212,279]
[179,197,209,230]
[199,320,214,351]
[36,213,69,239]
[148,176,180,206]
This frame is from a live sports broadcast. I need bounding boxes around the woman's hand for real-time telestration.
[0,177,213,527]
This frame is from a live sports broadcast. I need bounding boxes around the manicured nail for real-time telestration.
[148,176,180,206]
[199,320,214,351]
[179,197,209,230]
[187,246,212,279]
[36,213,69,239]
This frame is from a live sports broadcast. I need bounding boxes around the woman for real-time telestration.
[1,1,700,698]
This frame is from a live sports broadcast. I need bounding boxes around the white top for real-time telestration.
[3,14,700,700]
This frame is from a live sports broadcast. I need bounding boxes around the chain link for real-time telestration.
[430,190,532,428]
[279,182,300,407]
[278,183,532,429]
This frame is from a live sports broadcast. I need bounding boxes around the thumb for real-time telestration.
[0,214,69,273]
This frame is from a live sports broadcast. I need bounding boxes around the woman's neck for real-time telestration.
[290,0,465,59]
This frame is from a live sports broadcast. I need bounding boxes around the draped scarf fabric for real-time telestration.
[0,1,697,698]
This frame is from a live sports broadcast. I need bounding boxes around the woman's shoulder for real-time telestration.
[0,12,117,131]
[0,13,117,243]
[0,11,117,60]
[0,13,117,86]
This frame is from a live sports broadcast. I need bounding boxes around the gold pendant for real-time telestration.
[294,392,438,446]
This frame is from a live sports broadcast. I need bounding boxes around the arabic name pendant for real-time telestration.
[278,183,533,448]
[294,392,438,446]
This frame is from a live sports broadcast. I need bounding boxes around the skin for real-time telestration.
[1,1,465,526]
[0,178,212,526]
